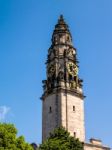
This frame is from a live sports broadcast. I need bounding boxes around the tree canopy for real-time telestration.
[0,123,33,150]
[39,127,84,150]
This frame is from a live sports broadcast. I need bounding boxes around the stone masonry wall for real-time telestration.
[42,91,85,142]
[61,92,85,142]
[42,93,61,141]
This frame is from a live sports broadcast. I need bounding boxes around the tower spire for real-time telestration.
[42,16,85,142]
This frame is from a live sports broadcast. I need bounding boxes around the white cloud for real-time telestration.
[0,106,10,121]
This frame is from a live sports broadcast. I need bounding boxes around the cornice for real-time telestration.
[84,142,110,150]
[41,87,85,100]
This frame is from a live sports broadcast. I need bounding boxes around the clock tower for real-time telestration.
[41,15,85,142]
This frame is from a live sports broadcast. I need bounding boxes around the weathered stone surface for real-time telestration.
[42,91,85,142]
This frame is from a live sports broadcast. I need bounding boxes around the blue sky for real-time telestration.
[0,0,112,147]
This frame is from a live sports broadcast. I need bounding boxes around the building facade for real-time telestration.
[41,15,110,150]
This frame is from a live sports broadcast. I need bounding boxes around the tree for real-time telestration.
[0,123,33,150]
[39,127,84,150]
[31,143,38,150]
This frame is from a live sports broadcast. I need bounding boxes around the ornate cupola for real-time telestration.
[42,15,83,98]
[42,15,85,142]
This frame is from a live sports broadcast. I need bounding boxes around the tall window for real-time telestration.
[73,106,75,112]
[49,106,52,113]
[74,132,76,138]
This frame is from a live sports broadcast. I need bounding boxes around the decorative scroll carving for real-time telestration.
[78,79,83,88]
[42,80,47,91]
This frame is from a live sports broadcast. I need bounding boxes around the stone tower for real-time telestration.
[41,15,85,142]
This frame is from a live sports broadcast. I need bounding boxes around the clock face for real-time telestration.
[48,64,55,77]
[67,62,78,76]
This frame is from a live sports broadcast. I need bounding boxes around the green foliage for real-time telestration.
[0,123,33,150]
[39,127,84,150]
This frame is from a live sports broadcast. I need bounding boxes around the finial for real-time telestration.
[60,14,64,20]
[58,14,65,24]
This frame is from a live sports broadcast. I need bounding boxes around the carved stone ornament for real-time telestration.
[58,71,64,80]
[70,81,76,89]
[67,48,73,57]
[48,64,55,77]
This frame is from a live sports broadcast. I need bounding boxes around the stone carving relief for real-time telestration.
[67,48,74,57]
[58,71,64,80]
